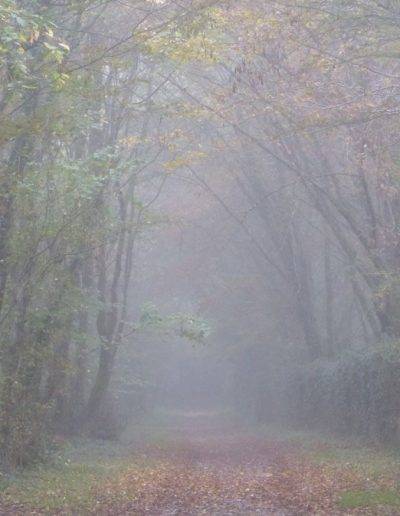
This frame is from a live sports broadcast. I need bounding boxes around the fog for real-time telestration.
[1,1,400,512]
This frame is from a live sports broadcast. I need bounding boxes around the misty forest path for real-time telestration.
[90,412,378,515]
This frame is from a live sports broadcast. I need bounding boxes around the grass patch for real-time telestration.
[339,489,400,509]
[1,463,105,513]
[257,423,400,479]
[0,440,134,514]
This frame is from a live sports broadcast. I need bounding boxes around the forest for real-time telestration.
[1,0,400,514]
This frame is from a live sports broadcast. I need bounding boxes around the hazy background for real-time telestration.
[1,0,400,472]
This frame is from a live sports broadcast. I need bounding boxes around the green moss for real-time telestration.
[339,489,400,509]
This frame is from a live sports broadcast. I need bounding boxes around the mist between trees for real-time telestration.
[1,0,400,471]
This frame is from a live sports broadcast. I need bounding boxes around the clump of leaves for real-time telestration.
[139,302,211,342]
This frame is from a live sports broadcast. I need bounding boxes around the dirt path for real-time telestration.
[91,412,366,515]
[2,412,396,514]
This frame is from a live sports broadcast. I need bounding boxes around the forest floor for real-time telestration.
[1,411,400,515]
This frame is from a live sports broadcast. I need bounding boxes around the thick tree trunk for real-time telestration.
[84,344,116,423]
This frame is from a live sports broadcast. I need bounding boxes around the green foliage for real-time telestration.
[139,6,227,63]
[172,313,211,342]
[286,342,400,442]
[0,0,70,95]
[139,302,211,342]
[139,302,164,329]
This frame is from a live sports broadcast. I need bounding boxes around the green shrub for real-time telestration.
[286,342,400,442]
